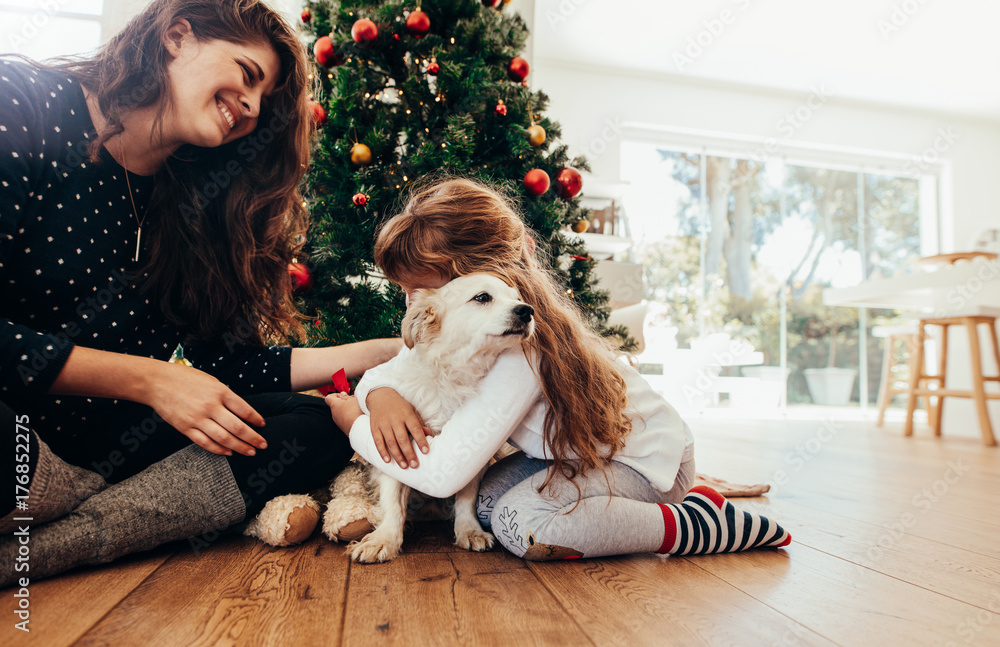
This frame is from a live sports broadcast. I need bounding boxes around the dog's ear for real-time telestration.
[401,291,440,349]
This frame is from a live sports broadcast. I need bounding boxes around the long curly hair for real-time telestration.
[45,0,310,344]
[374,178,632,493]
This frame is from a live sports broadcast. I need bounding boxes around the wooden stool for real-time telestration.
[904,316,1000,446]
[873,326,936,427]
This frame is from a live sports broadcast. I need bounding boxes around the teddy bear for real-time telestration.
[243,457,378,547]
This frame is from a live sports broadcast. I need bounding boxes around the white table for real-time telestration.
[822,256,1000,314]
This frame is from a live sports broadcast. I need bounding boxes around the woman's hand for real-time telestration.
[366,388,431,469]
[145,361,268,456]
[325,392,363,436]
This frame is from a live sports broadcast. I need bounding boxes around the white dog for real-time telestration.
[323,273,535,563]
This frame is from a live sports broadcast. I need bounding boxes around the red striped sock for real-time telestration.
[656,485,791,555]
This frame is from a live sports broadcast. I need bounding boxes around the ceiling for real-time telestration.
[532,0,1000,122]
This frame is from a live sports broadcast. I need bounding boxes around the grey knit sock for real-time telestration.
[0,444,246,587]
[0,433,108,534]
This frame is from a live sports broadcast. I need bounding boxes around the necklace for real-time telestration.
[120,142,148,264]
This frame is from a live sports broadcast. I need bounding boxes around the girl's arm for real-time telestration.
[353,348,433,467]
[331,349,543,498]
[289,339,402,391]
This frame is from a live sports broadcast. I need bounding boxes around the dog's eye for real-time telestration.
[471,292,493,304]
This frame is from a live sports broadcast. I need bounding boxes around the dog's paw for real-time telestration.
[349,532,403,563]
[455,527,495,552]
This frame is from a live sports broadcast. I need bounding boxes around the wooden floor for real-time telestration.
[3,417,1000,646]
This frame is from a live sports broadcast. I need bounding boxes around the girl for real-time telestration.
[326,178,790,560]
[0,0,399,586]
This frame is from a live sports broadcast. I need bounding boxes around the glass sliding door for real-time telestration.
[620,139,925,415]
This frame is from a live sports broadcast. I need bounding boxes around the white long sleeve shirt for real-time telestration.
[349,348,695,499]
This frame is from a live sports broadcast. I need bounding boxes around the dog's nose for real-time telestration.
[513,304,533,323]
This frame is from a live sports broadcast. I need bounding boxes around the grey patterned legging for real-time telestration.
[476,451,696,560]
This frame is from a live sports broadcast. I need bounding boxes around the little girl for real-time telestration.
[327,177,790,560]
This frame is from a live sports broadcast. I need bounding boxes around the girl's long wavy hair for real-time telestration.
[44,0,310,344]
[375,178,632,493]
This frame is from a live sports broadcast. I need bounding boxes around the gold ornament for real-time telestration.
[572,219,589,233]
[527,124,546,147]
[350,142,373,166]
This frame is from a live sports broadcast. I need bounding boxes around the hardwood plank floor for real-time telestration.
[2,418,998,646]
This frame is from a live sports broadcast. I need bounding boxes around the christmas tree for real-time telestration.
[295,0,634,352]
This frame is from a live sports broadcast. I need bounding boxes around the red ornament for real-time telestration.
[394,33,401,41]
[427,61,440,75]
[481,0,502,7]
[351,18,378,45]
[495,100,507,117]
[508,57,529,82]
[301,8,311,22]
[288,262,313,295]
[523,169,550,197]
[313,36,341,67]
[352,192,369,206]
[555,167,583,199]
[308,100,326,125]
[406,10,430,38]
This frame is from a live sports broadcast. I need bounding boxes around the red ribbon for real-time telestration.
[317,368,351,396]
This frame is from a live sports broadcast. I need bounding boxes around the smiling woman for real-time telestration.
[0,0,403,586]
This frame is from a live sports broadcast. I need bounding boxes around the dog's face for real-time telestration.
[401,274,535,352]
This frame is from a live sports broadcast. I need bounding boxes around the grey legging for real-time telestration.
[476,451,696,560]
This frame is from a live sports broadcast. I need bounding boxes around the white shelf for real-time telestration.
[574,232,632,257]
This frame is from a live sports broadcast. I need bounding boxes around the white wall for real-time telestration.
[533,58,1000,438]
[535,59,1000,249]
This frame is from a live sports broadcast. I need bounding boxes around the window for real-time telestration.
[621,134,935,413]
[1,1,138,61]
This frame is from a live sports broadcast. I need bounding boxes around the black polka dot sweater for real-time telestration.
[0,59,292,443]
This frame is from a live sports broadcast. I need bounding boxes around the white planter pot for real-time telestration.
[734,367,788,409]
[803,368,858,406]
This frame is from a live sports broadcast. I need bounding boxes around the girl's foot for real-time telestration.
[657,485,791,555]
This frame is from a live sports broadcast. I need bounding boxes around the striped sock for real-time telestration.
[656,485,791,555]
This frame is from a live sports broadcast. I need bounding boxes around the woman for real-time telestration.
[0,0,399,585]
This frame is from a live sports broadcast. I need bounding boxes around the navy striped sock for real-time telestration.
[657,485,791,555]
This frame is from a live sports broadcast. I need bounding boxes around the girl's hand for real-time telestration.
[366,388,431,469]
[145,361,267,456]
